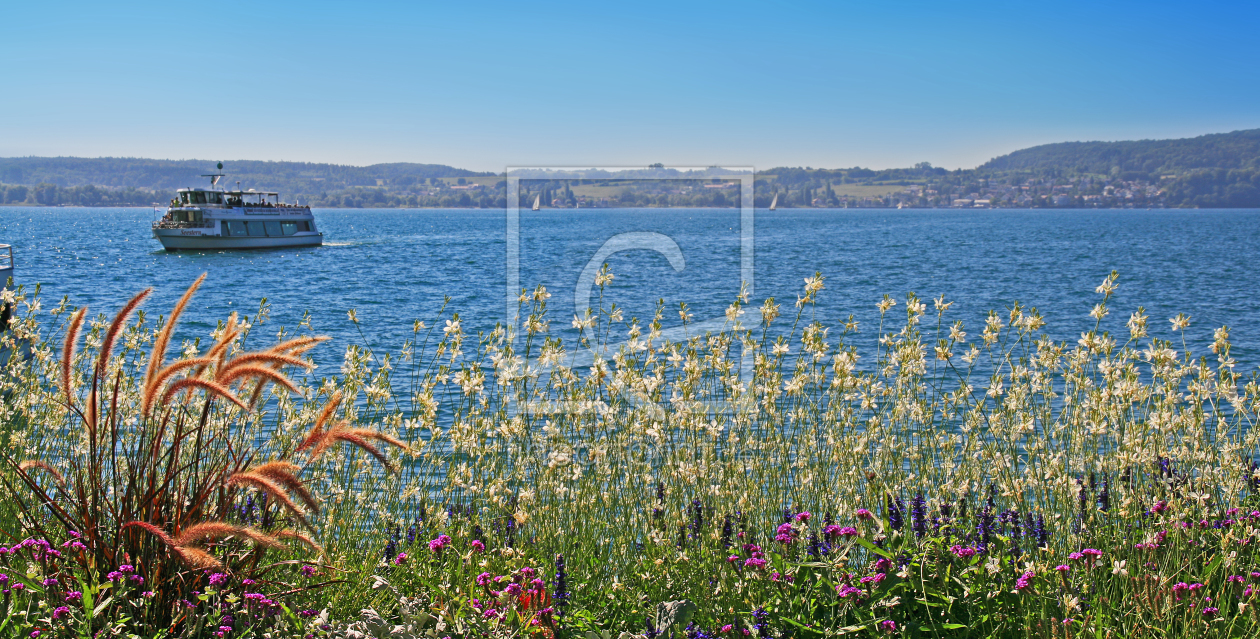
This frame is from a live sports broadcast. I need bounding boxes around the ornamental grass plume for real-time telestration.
[0,276,404,632]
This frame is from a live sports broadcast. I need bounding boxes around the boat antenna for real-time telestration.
[200,161,226,187]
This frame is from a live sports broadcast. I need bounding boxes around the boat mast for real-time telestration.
[200,161,226,188]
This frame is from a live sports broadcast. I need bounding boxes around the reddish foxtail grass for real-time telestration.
[0,276,408,633]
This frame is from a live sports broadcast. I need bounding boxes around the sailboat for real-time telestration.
[769,193,778,211]
[532,194,541,211]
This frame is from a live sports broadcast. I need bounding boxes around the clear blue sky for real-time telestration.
[2,0,1257,171]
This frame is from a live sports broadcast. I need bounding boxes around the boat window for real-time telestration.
[247,221,266,237]
[207,192,223,205]
[281,222,297,235]
[297,221,310,232]
[264,221,282,236]
[191,211,203,223]
[224,221,246,236]
[179,192,191,205]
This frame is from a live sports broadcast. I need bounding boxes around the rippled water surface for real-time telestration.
[2,207,1258,373]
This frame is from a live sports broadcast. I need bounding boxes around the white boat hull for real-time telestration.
[153,229,323,251]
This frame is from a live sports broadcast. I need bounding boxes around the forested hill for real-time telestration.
[0,157,492,193]
[979,129,1260,177]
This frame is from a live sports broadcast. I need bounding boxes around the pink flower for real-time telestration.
[721,625,733,633]
[744,557,767,569]
[470,539,485,552]
[428,535,452,552]
[837,584,864,599]
[881,619,897,633]
[1055,565,1070,573]
[1015,571,1035,591]
[393,553,408,566]
[949,545,977,559]
[794,512,812,523]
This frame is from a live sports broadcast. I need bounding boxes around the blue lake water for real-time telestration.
[1,207,1258,376]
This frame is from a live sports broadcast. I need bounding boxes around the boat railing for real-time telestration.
[152,221,215,230]
[0,245,12,271]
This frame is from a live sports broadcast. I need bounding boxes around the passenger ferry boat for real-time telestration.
[152,163,322,251]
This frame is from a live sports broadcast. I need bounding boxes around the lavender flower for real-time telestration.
[553,554,569,619]
[910,495,927,537]
[752,607,771,638]
[887,495,904,531]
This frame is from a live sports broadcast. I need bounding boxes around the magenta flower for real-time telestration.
[428,534,452,552]
[881,619,897,633]
[949,545,977,559]
[208,573,229,587]
[837,584,864,599]
[393,553,408,566]
[855,508,874,521]
[794,511,811,523]
[1055,565,1070,573]
[1015,571,1035,591]
[470,539,485,552]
